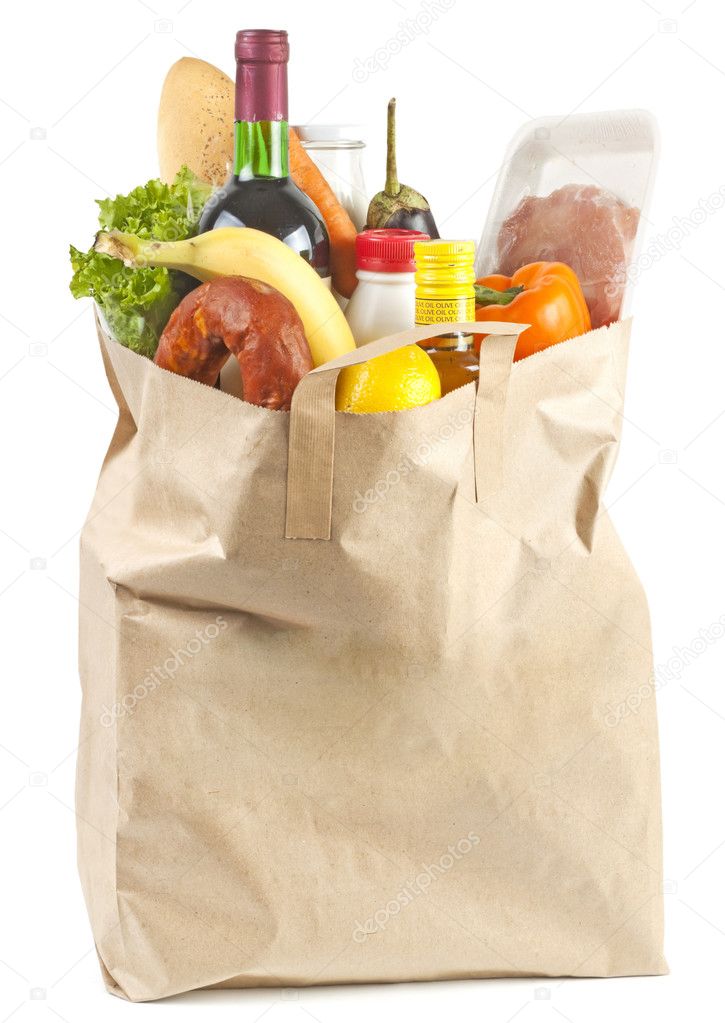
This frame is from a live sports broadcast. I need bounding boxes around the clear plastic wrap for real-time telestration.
[476,110,659,327]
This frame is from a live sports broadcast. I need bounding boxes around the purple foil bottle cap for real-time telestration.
[235,29,289,123]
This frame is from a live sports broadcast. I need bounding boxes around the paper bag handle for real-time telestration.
[285,321,528,540]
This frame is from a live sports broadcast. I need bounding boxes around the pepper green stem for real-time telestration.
[474,284,525,307]
[385,98,401,197]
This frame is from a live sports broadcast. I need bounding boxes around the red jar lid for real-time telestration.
[356,229,430,273]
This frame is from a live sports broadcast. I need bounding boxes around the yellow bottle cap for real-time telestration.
[414,240,476,294]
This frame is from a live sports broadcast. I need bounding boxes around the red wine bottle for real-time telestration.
[198,29,330,278]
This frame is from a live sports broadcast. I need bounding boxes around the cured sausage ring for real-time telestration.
[154,276,313,410]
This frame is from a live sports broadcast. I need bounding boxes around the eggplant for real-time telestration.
[366,98,439,238]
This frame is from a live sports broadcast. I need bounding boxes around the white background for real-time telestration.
[1,0,724,1018]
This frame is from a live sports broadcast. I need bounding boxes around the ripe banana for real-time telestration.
[94,227,356,366]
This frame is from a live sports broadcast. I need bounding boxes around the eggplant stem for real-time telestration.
[385,98,401,197]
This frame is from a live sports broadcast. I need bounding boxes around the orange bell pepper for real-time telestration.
[475,261,591,362]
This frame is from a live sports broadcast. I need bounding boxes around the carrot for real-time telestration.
[289,129,358,299]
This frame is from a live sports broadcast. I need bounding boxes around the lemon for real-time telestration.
[336,345,441,414]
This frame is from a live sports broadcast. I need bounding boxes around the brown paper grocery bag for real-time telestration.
[76,314,666,1001]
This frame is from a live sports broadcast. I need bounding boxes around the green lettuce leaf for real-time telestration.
[69,246,177,359]
[69,167,212,357]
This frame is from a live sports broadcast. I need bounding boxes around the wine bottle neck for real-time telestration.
[234,120,289,179]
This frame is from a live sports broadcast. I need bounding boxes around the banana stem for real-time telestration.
[95,230,145,265]
[94,230,186,269]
